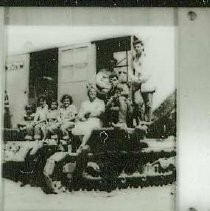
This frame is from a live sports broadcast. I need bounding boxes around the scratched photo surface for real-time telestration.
[2,25,176,211]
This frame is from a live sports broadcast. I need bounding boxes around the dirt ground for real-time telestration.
[2,179,175,211]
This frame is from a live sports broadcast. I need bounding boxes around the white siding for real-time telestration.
[58,43,96,110]
[5,54,30,127]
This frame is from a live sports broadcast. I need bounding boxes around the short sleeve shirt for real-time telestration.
[34,105,48,122]
[59,104,77,121]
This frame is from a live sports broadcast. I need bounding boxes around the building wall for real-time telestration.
[58,42,96,109]
[5,54,30,127]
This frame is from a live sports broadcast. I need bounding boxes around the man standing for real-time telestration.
[129,38,155,123]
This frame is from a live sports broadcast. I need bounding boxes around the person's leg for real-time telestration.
[80,131,91,148]
[25,124,34,140]
[77,119,101,150]
[31,123,44,155]
[48,123,59,138]
[118,96,128,124]
[133,89,144,125]
[41,124,47,140]
[44,152,68,177]
[34,124,41,140]
[142,92,153,122]
[60,122,75,140]
[126,98,134,127]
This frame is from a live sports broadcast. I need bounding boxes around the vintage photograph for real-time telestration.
[2,25,176,211]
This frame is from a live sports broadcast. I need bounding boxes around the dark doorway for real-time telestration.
[29,48,58,106]
[94,36,132,72]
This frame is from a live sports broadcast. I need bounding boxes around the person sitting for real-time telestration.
[29,95,48,156]
[59,94,77,141]
[96,68,112,98]
[96,57,118,100]
[18,105,35,141]
[72,83,105,149]
[105,72,132,128]
[33,95,48,141]
[45,99,61,140]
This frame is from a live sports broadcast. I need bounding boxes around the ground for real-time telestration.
[2,179,175,211]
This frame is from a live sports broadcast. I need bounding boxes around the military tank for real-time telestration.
[41,125,176,194]
[40,92,176,194]
[3,129,61,187]
[3,92,176,193]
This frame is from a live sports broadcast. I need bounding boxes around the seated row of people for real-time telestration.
[19,70,151,153]
[19,94,77,141]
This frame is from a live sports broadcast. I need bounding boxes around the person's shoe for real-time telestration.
[76,145,89,154]
[51,134,58,140]
[135,124,147,138]
[112,122,127,130]
[63,135,69,141]
[34,135,41,140]
[25,135,33,141]
[140,120,153,126]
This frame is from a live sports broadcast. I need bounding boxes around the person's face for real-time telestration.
[110,76,119,88]
[39,99,46,107]
[63,98,70,108]
[134,43,144,55]
[118,69,127,83]
[51,102,58,110]
[88,89,97,101]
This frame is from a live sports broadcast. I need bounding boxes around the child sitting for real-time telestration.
[33,95,48,141]
[29,95,48,156]
[45,99,61,140]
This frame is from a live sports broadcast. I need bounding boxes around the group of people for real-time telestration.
[19,86,105,148]
[96,38,155,127]
[18,38,155,151]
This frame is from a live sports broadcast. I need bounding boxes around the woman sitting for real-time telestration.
[59,94,78,140]
[72,83,105,149]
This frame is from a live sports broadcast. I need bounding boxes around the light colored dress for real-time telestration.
[72,98,105,136]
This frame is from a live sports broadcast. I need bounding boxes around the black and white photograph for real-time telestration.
[2,22,176,211]
[1,7,210,211]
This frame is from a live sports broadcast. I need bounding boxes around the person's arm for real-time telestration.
[118,84,129,97]
[68,105,78,121]
[106,95,115,108]
[56,110,62,122]
[33,108,40,124]
[78,102,87,121]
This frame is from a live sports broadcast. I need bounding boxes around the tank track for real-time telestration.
[54,170,176,193]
